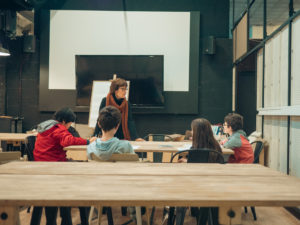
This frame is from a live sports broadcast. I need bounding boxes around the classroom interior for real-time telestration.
[0,0,300,224]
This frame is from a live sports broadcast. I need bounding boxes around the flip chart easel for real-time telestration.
[88,77,130,128]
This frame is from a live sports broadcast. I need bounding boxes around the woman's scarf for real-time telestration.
[106,93,131,140]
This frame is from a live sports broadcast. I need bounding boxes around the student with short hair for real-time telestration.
[32,107,96,225]
[87,105,135,160]
[221,113,254,163]
[34,107,96,161]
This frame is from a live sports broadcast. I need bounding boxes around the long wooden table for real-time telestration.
[0,133,31,142]
[64,141,234,161]
[0,133,32,152]
[0,162,300,225]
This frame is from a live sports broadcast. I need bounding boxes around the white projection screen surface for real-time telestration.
[49,10,191,91]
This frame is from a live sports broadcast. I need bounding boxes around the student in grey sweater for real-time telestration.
[87,106,135,160]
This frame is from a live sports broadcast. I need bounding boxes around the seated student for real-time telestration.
[32,107,96,225]
[178,118,223,163]
[221,113,254,163]
[34,107,96,161]
[87,106,135,160]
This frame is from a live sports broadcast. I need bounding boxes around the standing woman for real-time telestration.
[94,78,143,141]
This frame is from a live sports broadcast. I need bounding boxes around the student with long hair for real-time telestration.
[178,118,223,163]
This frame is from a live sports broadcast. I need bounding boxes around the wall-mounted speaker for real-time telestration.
[23,35,36,53]
[203,36,216,55]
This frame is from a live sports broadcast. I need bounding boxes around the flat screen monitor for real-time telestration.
[75,55,164,107]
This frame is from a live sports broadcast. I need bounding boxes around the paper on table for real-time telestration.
[158,144,174,147]
[132,145,140,150]
[177,144,192,151]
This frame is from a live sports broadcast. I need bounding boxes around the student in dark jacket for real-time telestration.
[34,107,96,161]
[93,78,143,141]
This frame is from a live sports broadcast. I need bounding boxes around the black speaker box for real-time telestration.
[203,36,216,55]
[23,35,36,53]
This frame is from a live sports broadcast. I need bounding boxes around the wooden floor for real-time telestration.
[19,206,300,225]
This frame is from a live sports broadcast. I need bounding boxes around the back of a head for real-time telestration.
[191,118,216,149]
[191,118,223,163]
[98,106,121,132]
[224,113,243,132]
[53,107,76,123]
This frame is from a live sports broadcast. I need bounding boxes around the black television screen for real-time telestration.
[75,55,164,107]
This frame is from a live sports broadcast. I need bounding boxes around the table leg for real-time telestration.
[0,206,19,225]
[135,206,142,225]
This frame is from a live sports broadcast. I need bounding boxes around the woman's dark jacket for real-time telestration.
[93,95,138,140]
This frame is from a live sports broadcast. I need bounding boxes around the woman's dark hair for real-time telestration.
[53,107,76,123]
[191,118,222,163]
[98,106,121,132]
[109,78,127,94]
[224,113,243,132]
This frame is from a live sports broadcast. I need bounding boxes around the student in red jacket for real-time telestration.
[221,113,254,163]
[34,107,96,161]
[32,107,96,225]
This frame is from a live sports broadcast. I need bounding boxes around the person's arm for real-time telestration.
[68,126,80,137]
[93,98,106,137]
[99,97,106,111]
[57,129,88,147]
[127,102,139,140]
[223,133,242,150]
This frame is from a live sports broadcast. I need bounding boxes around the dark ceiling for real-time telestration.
[1,0,65,10]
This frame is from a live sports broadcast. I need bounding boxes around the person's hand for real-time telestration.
[135,138,145,141]
[89,137,97,143]
[177,158,187,163]
[219,138,227,146]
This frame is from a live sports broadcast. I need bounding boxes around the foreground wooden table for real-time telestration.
[0,162,300,225]
[64,141,234,161]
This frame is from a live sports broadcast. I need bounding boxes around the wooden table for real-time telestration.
[0,133,31,142]
[0,162,300,225]
[0,133,32,152]
[64,141,234,161]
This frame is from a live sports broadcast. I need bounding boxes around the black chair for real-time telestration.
[244,140,264,221]
[168,149,225,225]
[252,140,264,164]
[24,135,36,161]
[143,134,174,162]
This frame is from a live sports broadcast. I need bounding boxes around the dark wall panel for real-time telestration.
[2,0,232,136]
[0,58,7,115]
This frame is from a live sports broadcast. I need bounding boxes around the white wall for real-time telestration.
[256,14,300,177]
[263,116,288,173]
[49,10,191,91]
[290,116,300,177]
[291,16,300,106]
[264,26,288,108]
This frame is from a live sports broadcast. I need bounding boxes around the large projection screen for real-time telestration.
[49,11,190,91]
[39,10,200,113]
